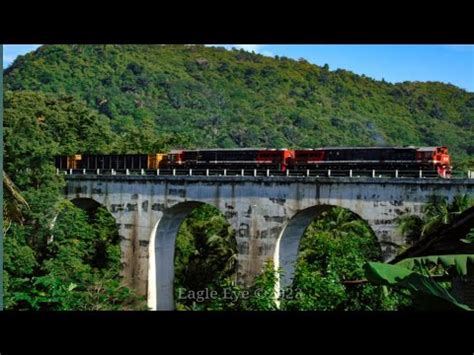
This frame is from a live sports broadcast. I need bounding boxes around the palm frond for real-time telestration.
[3,170,29,208]
[3,170,29,233]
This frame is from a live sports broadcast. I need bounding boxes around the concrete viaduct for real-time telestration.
[63,172,474,310]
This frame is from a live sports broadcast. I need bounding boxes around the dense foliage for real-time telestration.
[3,90,144,310]
[4,202,145,310]
[173,204,280,311]
[3,44,472,311]
[397,194,474,246]
[4,45,474,169]
[368,195,474,310]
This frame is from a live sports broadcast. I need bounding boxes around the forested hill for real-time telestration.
[4,44,474,167]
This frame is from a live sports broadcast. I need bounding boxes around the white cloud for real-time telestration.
[207,44,261,52]
[3,44,42,68]
[3,55,15,62]
[206,44,274,57]
[232,44,262,52]
[3,55,16,68]
[443,45,474,53]
[260,50,274,57]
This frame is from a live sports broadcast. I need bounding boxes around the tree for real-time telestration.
[397,194,474,244]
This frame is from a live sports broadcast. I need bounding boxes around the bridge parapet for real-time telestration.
[59,168,474,179]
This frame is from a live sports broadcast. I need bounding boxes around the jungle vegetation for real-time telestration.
[368,195,474,310]
[3,45,473,310]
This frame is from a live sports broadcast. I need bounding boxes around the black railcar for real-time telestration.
[73,154,149,170]
[322,147,416,162]
[172,148,292,170]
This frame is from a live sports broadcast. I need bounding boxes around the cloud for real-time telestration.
[3,55,16,68]
[232,45,274,57]
[207,44,261,52]
[232,44,262,52]
[3,44,42,68]
[443,45,474,53]
[206,44,274,57]
[3,55,15,62]
[260,50,274,57]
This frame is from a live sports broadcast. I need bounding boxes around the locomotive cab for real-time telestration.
[416,146,452,178]
[434,146,452,178]
[435,146,450,165]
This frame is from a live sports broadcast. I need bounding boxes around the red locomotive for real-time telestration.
[292,146,452,177]
[167,148,294,171]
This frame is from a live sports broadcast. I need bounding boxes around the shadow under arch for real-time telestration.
[70,197,103,217]
[48,197,107,246]
[68,196,123,270]
[69,197,122,241]
[149,201,235,310]
[274,204,377,290]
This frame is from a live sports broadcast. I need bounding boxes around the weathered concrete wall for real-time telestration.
[64,175,474,310]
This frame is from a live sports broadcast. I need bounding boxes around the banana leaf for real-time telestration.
[364,261,472,311]
[396,254,474,276]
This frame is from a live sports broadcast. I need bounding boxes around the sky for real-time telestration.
[3,44,474,92]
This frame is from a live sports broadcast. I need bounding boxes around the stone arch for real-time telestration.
[274,204,377,290]
[148,201,236,310]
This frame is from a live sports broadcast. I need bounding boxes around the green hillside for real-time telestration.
[4,44,474,168]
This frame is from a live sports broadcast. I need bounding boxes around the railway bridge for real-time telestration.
[62,170,474,310]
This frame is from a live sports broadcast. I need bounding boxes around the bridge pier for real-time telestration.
[228,202,285,286]
[151,202,203,310]
[274,206,330,288]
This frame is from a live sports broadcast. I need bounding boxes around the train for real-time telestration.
[55,146,452,178]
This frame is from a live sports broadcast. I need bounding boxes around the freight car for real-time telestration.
[55,154,166,170]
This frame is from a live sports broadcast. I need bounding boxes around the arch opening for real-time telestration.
[48,197,144,310]
[70,197,102,218]
[69,198,122,269]
[275,205,384,310]
[276,205,344,289]
[149,202,237,311]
